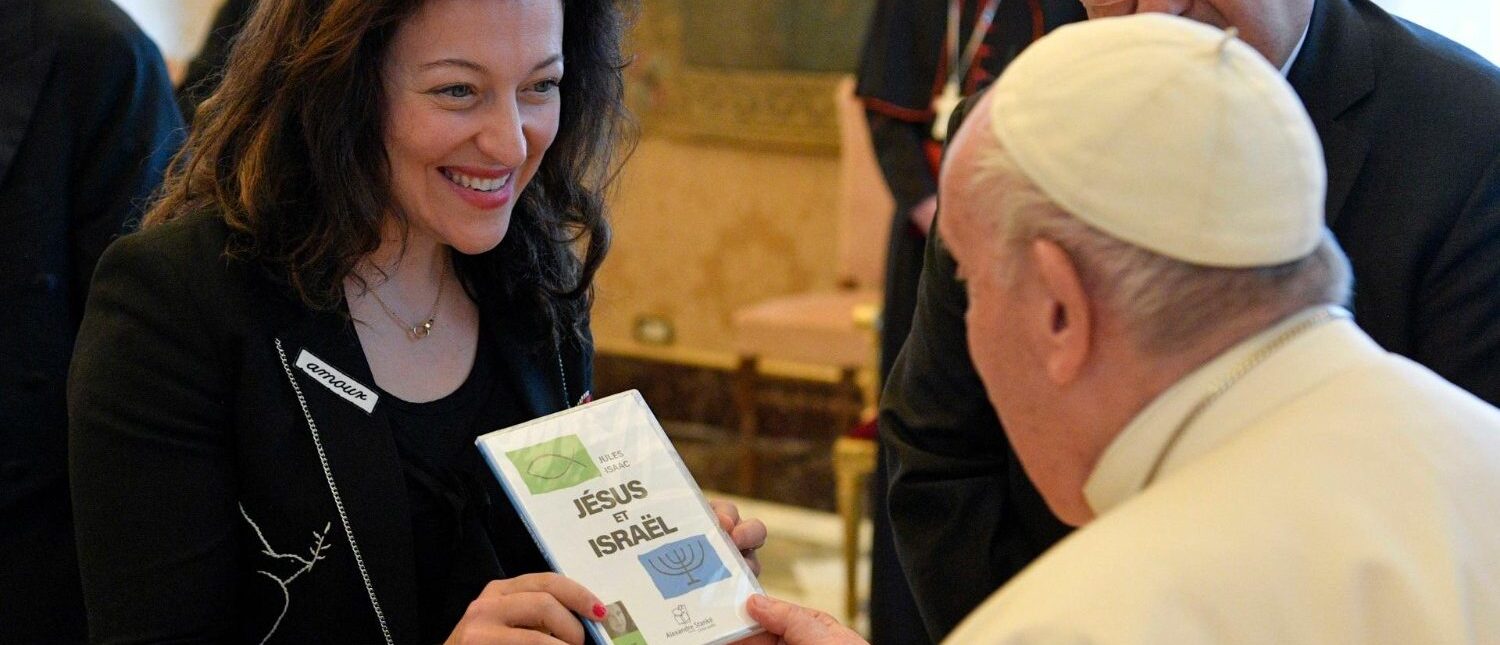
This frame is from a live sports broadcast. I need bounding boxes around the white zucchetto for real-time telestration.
[988,13,1326,267]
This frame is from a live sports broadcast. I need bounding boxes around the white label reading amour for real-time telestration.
[295,349,379,413]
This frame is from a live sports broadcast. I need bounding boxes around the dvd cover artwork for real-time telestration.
[478,390,764,645]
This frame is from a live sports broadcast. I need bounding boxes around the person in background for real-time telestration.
[0,0,183,641]
[853,2,1084,639]
[68,1,765,642]
[857,0,1086,381]
[880,0,1500,638]
[749,14,1500,643]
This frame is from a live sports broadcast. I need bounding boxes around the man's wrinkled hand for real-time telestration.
[736,595,868,645]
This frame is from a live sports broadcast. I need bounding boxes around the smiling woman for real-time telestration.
[62,1,777,644]
[379,0,564,260]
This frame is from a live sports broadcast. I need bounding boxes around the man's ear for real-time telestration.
[1029,239,1091,385]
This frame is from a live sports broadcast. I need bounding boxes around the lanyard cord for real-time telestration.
[946,0,1004,88]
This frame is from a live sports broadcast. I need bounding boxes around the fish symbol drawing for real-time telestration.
[504,434,602,494]
[526,453,592,480]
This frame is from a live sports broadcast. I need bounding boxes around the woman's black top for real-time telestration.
[68,212,592,643]
[384,335,524,642]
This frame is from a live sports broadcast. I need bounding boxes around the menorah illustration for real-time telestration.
[645,539,708,585]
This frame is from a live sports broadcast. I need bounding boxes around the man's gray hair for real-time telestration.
[964,138,1353,355]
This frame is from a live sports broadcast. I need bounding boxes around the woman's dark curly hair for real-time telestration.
[145,0,633,340]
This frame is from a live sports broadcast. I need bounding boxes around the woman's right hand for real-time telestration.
[445,573,607,645]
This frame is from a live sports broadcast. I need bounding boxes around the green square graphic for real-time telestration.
[505,434,602,495]
[612,633,647,645]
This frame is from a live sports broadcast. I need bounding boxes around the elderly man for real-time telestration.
[746,14,1500,644]
[881,0,1500,638]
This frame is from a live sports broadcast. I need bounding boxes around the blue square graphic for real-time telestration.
[637,534,732,599]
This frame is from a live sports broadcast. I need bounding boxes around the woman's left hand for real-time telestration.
[709,499,767,575]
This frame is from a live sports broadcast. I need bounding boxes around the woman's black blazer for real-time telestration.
[68,211,593,644]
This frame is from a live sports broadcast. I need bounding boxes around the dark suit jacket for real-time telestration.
[68,212,593,643]
[856,3,1087,643]
[881,0,1500,639]
[0,0,182,641]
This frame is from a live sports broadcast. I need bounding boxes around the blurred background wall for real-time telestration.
[598,0,873,360]
[114,0,221,61]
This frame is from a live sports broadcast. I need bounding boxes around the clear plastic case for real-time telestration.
[477,390,765,645]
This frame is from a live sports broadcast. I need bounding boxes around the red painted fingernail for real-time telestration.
[593,603,607,619]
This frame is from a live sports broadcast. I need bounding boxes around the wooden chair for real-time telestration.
[729,75,891,622]
[832,430,877,622]
[729,75,892,495]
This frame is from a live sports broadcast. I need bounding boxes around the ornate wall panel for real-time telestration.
[628,0,876,152]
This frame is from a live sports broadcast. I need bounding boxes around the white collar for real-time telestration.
[1281,20,1311,76]
[1083,306,1372,516]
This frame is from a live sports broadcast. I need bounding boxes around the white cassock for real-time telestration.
[948,306,1500,644]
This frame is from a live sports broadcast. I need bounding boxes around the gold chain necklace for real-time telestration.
[365,262,448,340]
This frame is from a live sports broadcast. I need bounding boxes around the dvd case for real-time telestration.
[477,390,764,645]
